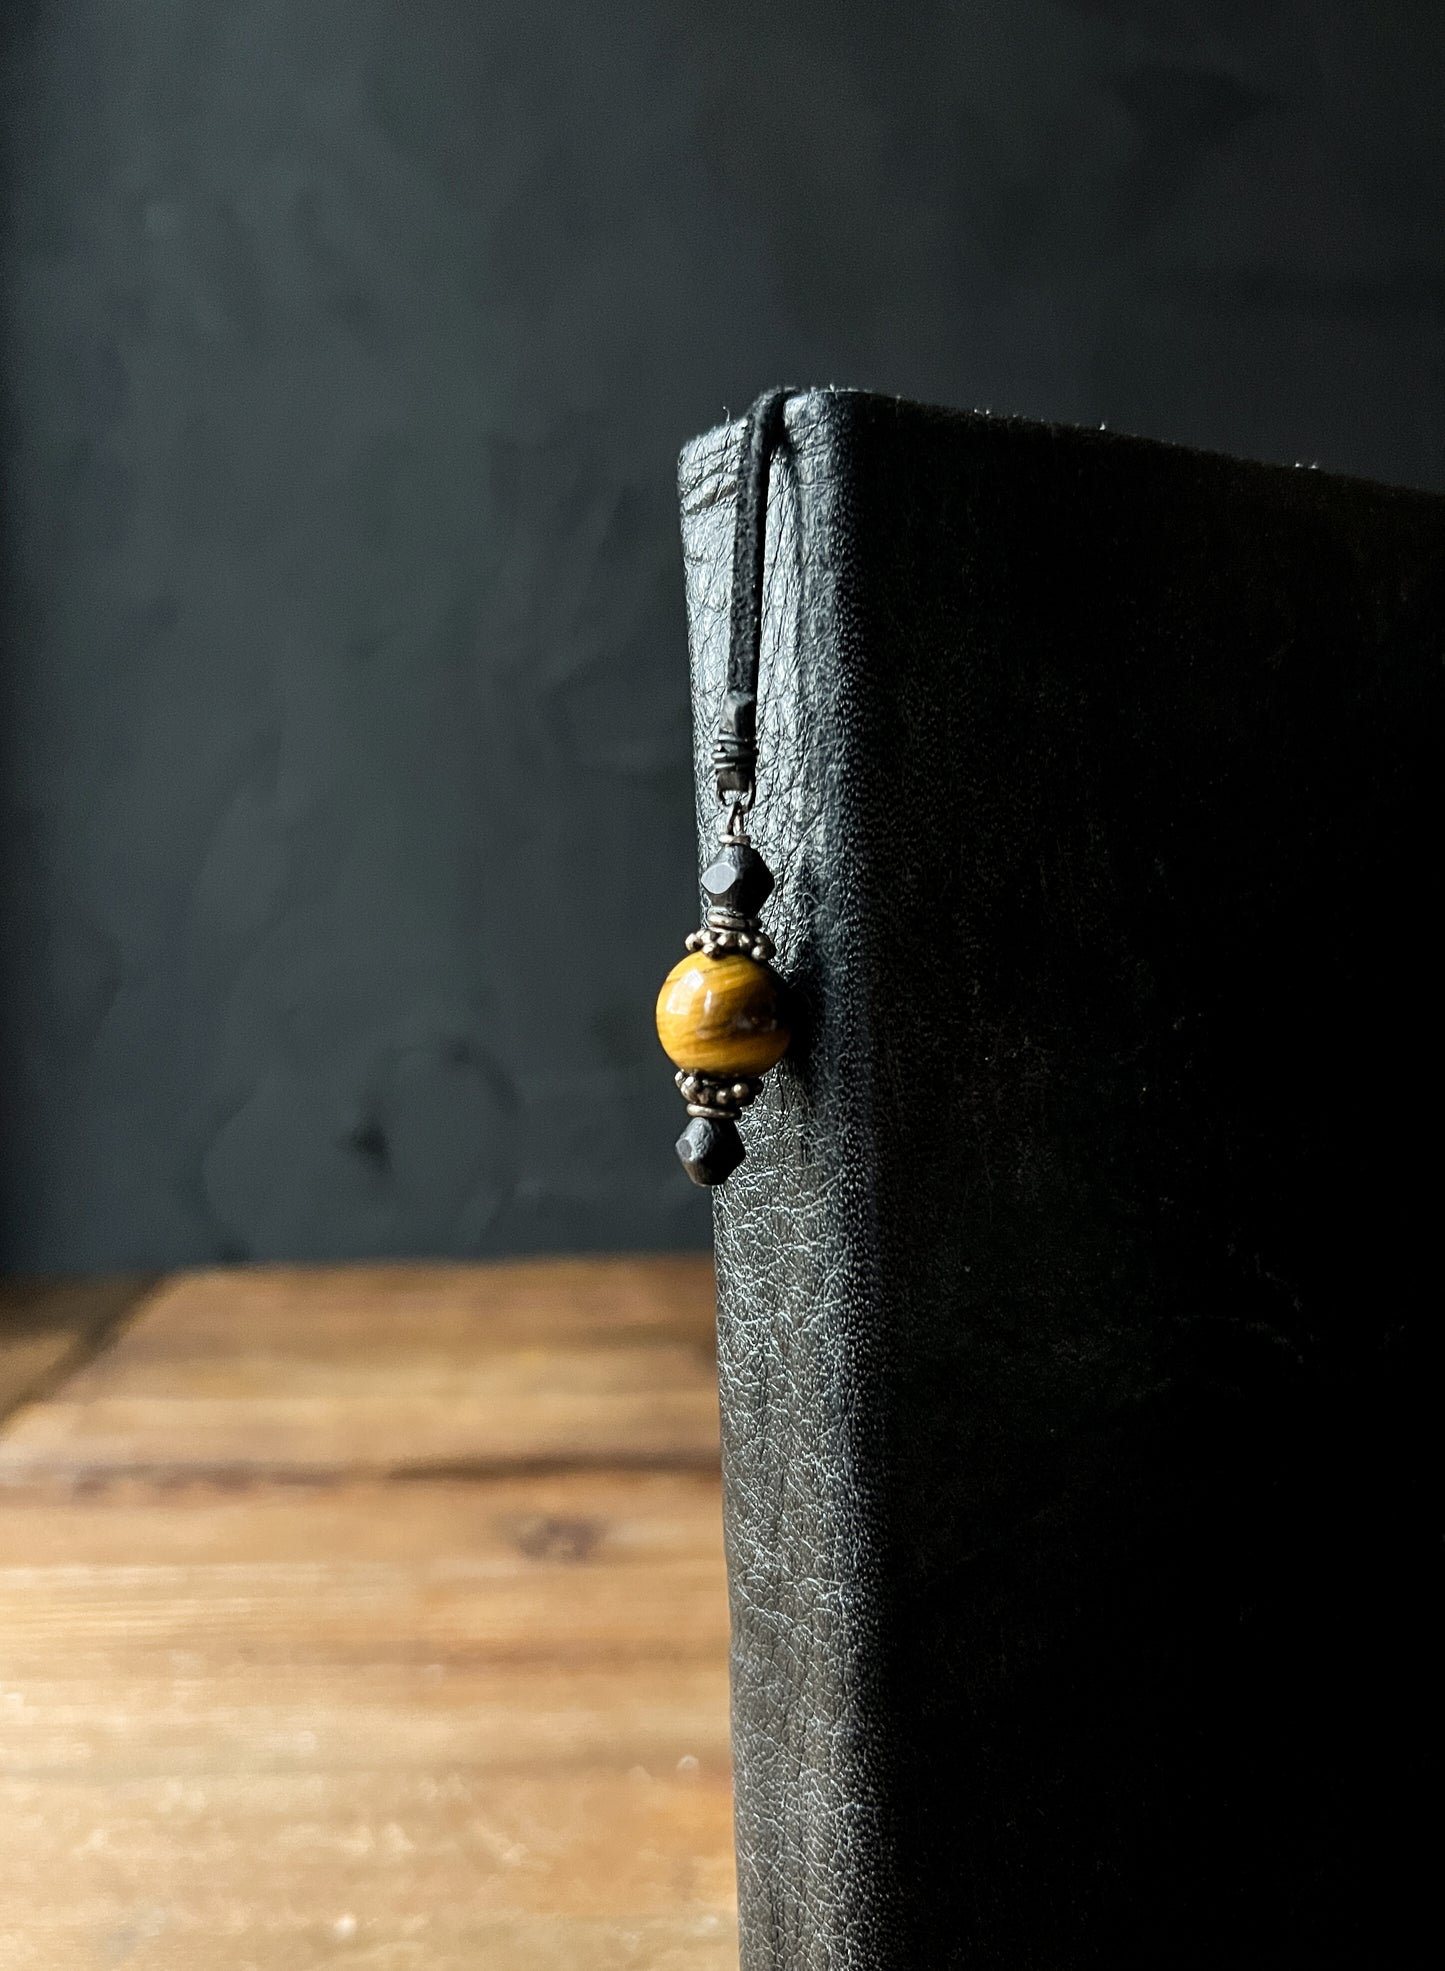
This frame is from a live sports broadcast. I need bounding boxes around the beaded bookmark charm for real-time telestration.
[656,803,790,1184]
[655,390,794,1186]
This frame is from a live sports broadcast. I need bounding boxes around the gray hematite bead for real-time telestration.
[675,1115,745,1187]
[700,842,775,917]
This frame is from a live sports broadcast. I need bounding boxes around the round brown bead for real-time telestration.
[655,952,790,1077]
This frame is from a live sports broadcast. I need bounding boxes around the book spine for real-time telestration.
[678,400,898,1971]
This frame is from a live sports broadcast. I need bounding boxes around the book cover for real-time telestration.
[679,389,1443,1969]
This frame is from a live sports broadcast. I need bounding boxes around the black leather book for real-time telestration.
[677,390,1442,1970]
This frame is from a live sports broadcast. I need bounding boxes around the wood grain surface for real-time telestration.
[0,1277,155,1424]
[0,1255,735,1970]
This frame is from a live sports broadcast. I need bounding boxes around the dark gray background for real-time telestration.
[2,0,1442,1273]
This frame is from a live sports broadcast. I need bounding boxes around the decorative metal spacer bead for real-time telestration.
[674,1069,760,1114]
[692,913,774,963]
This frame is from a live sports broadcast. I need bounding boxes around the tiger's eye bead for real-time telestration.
[655,952,790,1077]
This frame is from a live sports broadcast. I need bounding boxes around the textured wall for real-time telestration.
[2,1,1443,1271]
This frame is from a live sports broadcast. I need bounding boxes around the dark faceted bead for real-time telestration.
[701,842,775,917]
[675,1114,745,1187]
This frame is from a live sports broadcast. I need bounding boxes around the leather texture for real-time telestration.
[679,391,1444,1970]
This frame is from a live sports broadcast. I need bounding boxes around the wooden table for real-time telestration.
[0,1257,735,1970]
